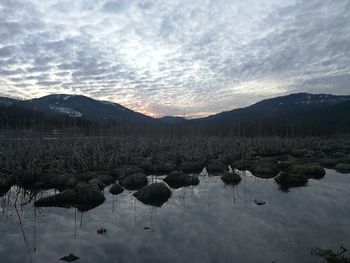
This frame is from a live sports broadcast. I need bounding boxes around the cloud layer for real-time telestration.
[0,0,349,117]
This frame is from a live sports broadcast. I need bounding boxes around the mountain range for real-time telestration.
[201,93,350,122]
[0,94,154,125]
[0,93,349,134]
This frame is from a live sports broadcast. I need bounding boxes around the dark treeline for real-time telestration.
[156,119,350,137]
[0,105,93,130]
[0,104,349,138]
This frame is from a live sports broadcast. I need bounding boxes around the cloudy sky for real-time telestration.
[0,0,349,117]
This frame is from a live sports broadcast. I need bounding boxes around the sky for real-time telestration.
[0,0,349,117]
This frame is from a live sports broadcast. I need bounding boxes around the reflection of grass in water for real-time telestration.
[312,247,350,263]
[14,203,32,263]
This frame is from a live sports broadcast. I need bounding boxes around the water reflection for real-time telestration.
[0,169,349,263]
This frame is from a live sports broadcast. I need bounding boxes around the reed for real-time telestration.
[0,134,349,190]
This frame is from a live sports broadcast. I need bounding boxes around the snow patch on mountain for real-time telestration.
[101,101,126,111]
[49,105,82,117]
[54,94,74,101]
[292,94,350,106]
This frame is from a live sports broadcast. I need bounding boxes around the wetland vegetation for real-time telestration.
[0,133,348,262]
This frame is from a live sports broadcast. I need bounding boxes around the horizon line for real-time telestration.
[1,91,349,119]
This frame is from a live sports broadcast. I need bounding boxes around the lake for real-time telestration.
[1,169,349,263]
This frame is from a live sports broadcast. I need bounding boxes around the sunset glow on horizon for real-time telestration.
[1,0,349,117]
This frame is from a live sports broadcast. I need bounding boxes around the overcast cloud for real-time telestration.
[0,0,349,117]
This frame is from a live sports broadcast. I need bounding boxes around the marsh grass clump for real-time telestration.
[109,165,145,179]
[179,161,204,174]
[163,171,199,189]
[290,148,308,157]
[221,171,241,185]
[339,154,350,164]
[119,172,148,190]
[232,159,254,171]
[73,182,105,205]
[299,164,326,179]
[286,164,326,179]
[133,182,171,207]
[88,178,106,191]
[319,158,338,168]
[35,169,78,190]
[154,161,178,175]
[109,183,124,195]
[274,172,308,190]
[274,163,326,190]
[134,158,155,174]
[34,181,105,210]
[277,158,296,170]
[249,158,279,178]
[0,135,348,198]
[335,163,350,173]
[95,174,115,186]
[34,189,77,208]
[0,172,13,197]
[206,160,229,175]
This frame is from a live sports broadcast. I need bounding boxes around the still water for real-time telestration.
[0,169,349,263]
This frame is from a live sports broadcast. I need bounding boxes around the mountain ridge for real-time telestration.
[1,92,350,120]
[201,92,350,122]
[0,92,349,131]
[1,94,155,125]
